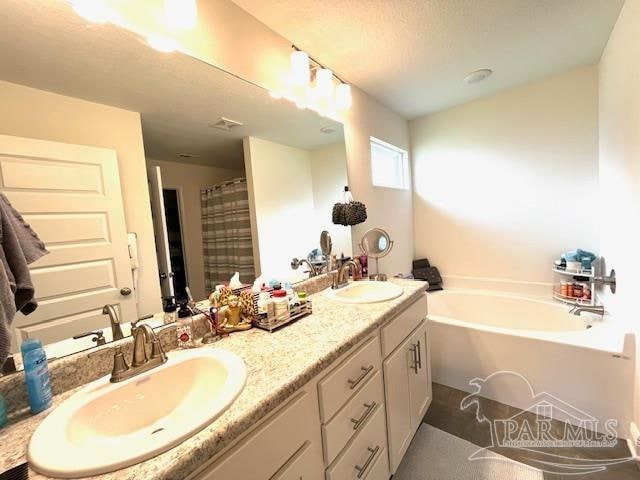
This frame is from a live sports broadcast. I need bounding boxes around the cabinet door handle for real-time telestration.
[348,365,373,390]
[355,446,380,478]
[351,401,377,430]
[410,345,419,374]
[416,339,422,370]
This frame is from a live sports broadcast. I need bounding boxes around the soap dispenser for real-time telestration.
[176,302,195,348]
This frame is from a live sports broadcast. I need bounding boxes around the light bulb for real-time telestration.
[165,0,198,30]
[335,83,352,109]
[147,34,178,53]
[70,0,112,23]
[290,51,310,86]
[315,68,334,101]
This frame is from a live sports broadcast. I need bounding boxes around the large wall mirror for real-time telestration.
[0,0,351,367]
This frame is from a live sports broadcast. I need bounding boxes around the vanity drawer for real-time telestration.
[325,404,387,480]
[198,390,320,480]
[318,336,381,422]
[359,446,390,480]
[322,370,384,464]
[381,295,427,357]
[272,440,324,480]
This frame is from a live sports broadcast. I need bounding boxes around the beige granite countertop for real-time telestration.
[0,279,427,480]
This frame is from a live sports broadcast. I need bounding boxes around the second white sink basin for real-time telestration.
[324,281,404,304]
[29,348,246,478]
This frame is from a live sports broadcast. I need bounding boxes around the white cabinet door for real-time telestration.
[409,323,431,426]
[383,333,413,473]
[0,134,136,349]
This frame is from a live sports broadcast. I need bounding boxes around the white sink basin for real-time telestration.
[29,348,246,478]
[324,281,403,304]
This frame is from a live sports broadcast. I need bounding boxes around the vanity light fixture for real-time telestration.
[335,83,353,110]
[165,0,198,30]
[270,45,353,116]
[290,50,310,87]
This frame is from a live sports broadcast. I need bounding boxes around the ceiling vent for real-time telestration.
[208,117,244,131]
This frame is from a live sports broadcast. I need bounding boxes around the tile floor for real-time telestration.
[422,383,640,480]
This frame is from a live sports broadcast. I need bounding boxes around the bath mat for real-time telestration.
[394,424,544,480]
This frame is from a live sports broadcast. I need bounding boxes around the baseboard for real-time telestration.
[627,422,640,459]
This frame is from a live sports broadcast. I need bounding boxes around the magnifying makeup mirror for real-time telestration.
[360,228,393,281]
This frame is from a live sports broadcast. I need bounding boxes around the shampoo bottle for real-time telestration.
[21,339,52,414]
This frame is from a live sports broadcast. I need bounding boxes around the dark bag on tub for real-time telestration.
[412,258,443,291]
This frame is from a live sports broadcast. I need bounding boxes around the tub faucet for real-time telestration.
[291,257,318,278]
[102,304,125,341]
[110,321,167,383]
[333,260,362,289]
[570,305,605,316]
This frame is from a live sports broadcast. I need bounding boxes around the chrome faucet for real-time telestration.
[332,260,362,289]
[570,305,605,316]
[110,321,167,383]
[291,257,318,278]
[102,304,125,341]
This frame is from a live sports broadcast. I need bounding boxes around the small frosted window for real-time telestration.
[370,137,409,190]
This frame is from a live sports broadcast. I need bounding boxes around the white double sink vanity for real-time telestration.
[3,279,430,480]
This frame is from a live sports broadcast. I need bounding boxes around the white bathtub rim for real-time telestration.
[427,289,632,356]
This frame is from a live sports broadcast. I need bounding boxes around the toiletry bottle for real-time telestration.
[272,290,290,320]
[359,255,368,276]
[0,392,7,428]
[163,297,177,325]
[284,282,294,300]
[257,291,271,319]
[21,339,52,414]
[176,302,195,348]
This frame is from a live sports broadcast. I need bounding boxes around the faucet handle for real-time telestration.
[111,346,130,381]
[150,335,167,362]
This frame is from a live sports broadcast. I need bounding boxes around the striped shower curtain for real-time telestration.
[201,178,255,291]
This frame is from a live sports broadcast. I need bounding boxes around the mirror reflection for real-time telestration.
[0,0,351,367]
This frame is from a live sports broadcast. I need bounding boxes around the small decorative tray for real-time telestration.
[253,301,313,333]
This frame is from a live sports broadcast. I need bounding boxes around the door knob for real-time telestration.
[120,287,132,296]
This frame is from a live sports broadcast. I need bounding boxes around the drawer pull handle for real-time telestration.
[348,365,374,390]
[416,339,422,370]
[410,345,419,374]
[355,445,380,478]
[350,401,377,430]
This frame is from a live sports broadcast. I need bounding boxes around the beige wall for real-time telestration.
[146,158,244,301]
[244,137,317,279]
[309,142,351,258]
[598,1,640,429]
[410,66,599,291]
[172,0,414,276]
[0,80,161,317]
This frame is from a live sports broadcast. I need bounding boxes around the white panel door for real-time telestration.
[0,134,136,349]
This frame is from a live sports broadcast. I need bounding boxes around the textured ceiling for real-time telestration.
[231,0,624,119]
[0,0,343,169]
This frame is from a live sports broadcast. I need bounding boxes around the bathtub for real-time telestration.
[427,289,634,438]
